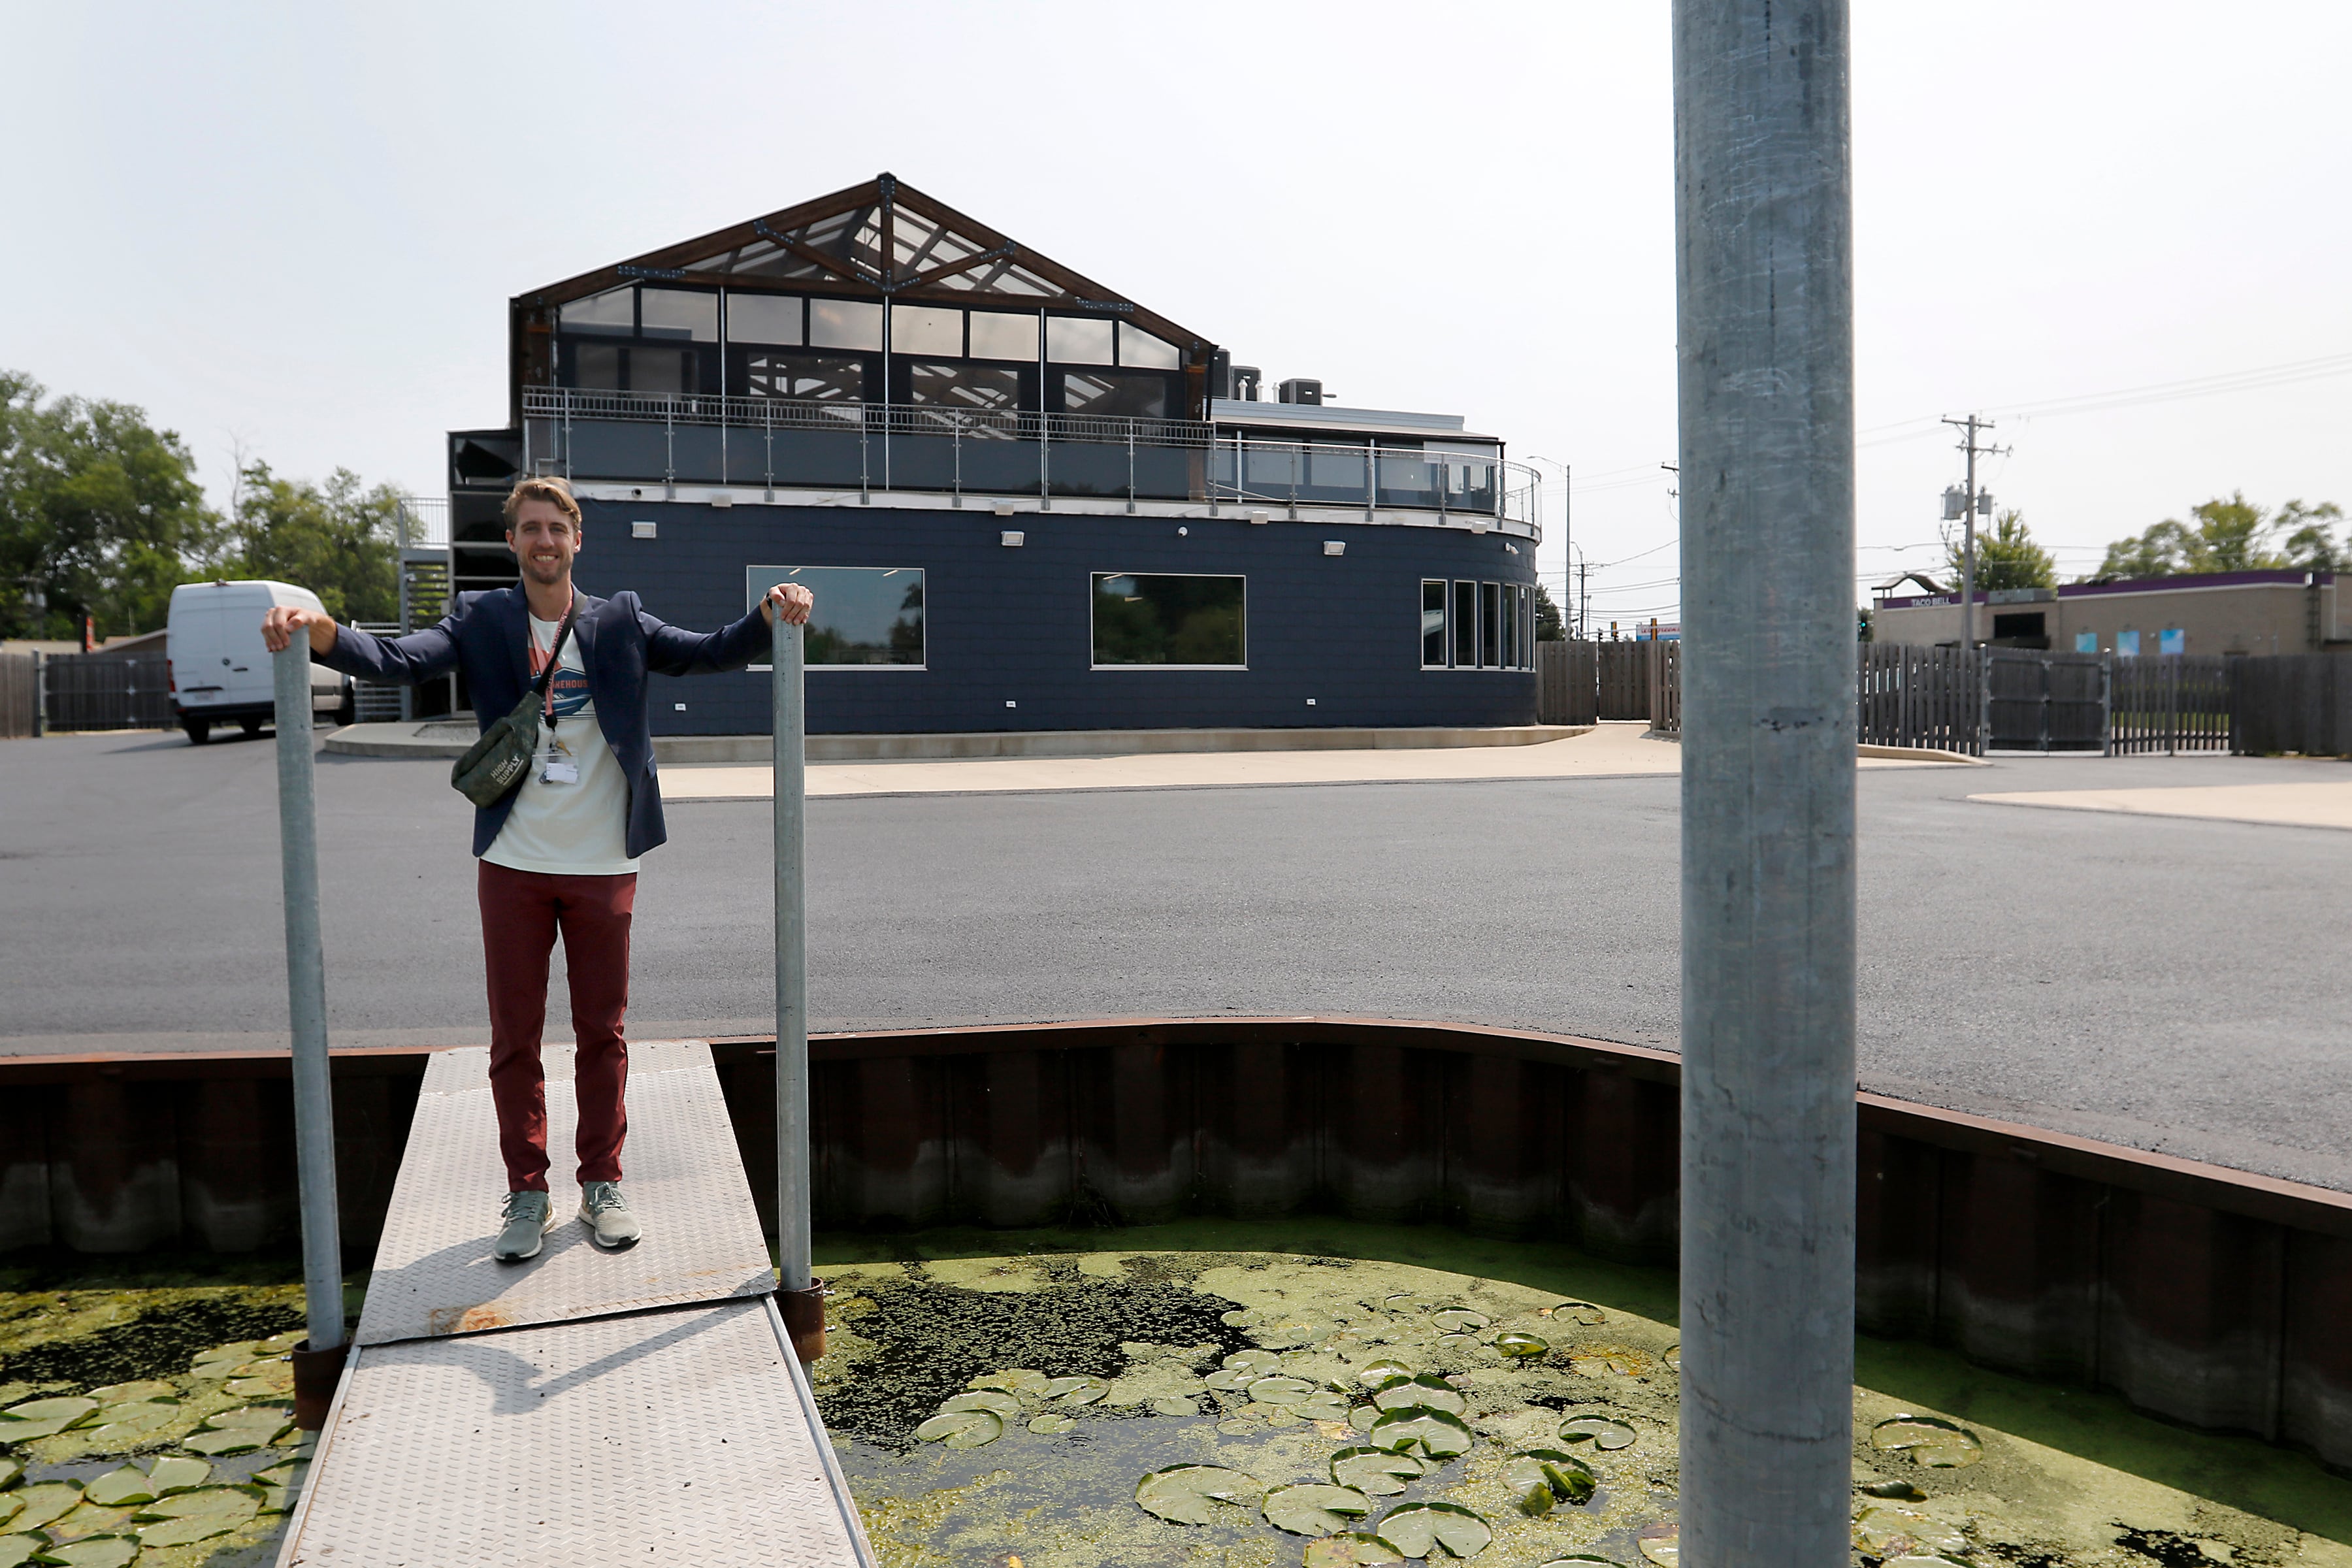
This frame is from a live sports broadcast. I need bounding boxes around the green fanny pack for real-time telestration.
[450,596,578,809]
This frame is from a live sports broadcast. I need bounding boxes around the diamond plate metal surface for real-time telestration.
[356,1039,774,1346]
[282,1300,874,1567]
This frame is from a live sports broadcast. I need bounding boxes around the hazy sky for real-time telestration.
[7,3,2347,627]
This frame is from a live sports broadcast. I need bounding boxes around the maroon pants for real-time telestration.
[478,861,636,1193]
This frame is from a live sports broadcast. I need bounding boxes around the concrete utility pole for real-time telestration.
[1942,414,2002,648]
[1673,3,1857,1565]
[772,615,823,1363]
[271,645,346,1365]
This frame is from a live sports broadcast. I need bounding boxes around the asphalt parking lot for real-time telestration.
[5,729,2349,1192]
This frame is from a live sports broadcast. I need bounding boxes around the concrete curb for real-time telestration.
[1629,731,1984,766]
[323,721,1597,764]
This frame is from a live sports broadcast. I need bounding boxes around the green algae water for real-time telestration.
[811,1243,2352,1568]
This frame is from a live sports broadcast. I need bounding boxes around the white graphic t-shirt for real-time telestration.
[482,612,639,876]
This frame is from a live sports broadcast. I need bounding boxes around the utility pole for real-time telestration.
[1529,456,1576,640]
[1940,414,2004,648]
[1675,3,1857,1565]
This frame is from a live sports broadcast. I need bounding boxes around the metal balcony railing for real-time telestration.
[518,387,1541,532]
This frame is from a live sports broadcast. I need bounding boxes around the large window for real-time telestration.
[1092,574,1246,668]
[557,283,720,394]
[1425,580,1535,670]
[738,351,865,402]
[906,361,1022,412]
[1064,370,1170,419]
[745,566,925,668]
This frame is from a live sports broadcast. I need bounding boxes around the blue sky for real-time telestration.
[7,2,2347,625]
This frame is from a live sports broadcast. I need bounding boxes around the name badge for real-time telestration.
[542,757,580,785]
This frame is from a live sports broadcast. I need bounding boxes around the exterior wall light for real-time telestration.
[1000,531,1025,547]
[631,520,658,540]
[992,500,1017,517]
[1178,527,1189,536]
[710,493,734,509]
[1324,541,1346,557]
[1249,510,1270,525]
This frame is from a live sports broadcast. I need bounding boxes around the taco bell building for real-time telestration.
[442,174,1544,736]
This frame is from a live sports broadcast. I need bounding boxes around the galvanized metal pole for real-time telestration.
[272,642,345,1356]
[1673,3,1857,1565]
[771,614,823,1360]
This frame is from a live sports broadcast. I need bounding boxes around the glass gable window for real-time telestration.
[561,286,634,335]
[891,304,962,357]
[1119,323,1181,370]
[1092,574,1245,668]
[968,309,1039,361]
[738,351,864,402]
[1047,316,1116,366]
[1422,581,1448,668]
[811,298,885,352]
[727,292,803,346]
[1064,370,1170,420]
[638,289,718,342]
[745,566,924,668]
[906,361,1021,411]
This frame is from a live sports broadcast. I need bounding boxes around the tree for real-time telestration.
[1534,581,1567,641]
[2088,491,2342,581]
[0,370,221,640]
[218,461,401,623]
[1944,508,2055,593]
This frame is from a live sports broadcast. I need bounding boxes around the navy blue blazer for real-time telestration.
[320,585,772,859]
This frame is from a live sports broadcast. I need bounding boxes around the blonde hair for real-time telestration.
[503,475,583,532]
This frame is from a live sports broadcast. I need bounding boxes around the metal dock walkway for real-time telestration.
[274,1041,875,1566]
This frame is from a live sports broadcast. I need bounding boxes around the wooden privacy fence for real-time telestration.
[1646,640,1681,734]
[2230,654,2352,756]
[1596,642,1651,720]
[1534,640,1676,728]
[2111,655,2232,755]
[44,651,171,731]
[1855,644,1983,755]
[0,653,35,739]
[1535,640,1596,725]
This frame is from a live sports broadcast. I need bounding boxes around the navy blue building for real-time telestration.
[446,174,1544,736]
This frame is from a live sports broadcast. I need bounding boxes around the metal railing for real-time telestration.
[519,386,1541,531]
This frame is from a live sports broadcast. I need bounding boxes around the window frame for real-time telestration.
[1420,580,1449,669]
[1088,571,1249,671]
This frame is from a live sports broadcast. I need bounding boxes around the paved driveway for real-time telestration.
[4,730,2348,1192]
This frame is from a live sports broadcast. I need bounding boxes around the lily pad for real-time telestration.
[1367,1406,1473,1460]
[178,1429,267,1457]
[1869,1415,1983,1469]
[76,1401,183,1450]
[1354,1359,1414,1387]
[1245,1375,1320,1407]
[1149,1396,1198,1417]
[1539,1559,1627,1567]
[1375,1501,1492,1559]
[226,1375,294,1399]
[1636,1520,1680,1564]
[1373,1375,1465,1416]
[1135,1464,1258,1526]
[0,1538,33,1568]
[1331,1446,1422,1496]
[970,1369,1049,1394]
[1298,1393,1352,1422]
[1348,1405,1380,1433]
[1026,1413,1076,1435]
[1862,1478,1927,1501]
[1264,1482,1372,1536]
[1307,1534,1407,1567]
[257,1331,306,1354]
[1203,1369,1255,1392]
[0,1457,16,1488]
[36,1539,139,1568]
[1569,1348,1648,1377]
[937,1391,1022,1420]
[1503,1450,1597,1515]
[1494,1331,1550,1358]
[1049,1377,1109,1405]
[0,1399,97,1442]
[1558,1413,1638,1451]
[42,1501,136,1543]
[145,1457,210,1497]
[1852,1504,1968,1556]
[1552,1301,1609,1326]
[1253,1318,1331,1349]
[80,1469,155,1509]
[1222,1349,1283,1377]
[81,1383,173,1407]
[4,1484,79,1533]
[911,1409,1003,1449]
[1429,1309,1490,1333]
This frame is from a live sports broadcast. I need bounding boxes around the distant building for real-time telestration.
[441,174,1545,736]
[1872,569,2345,657]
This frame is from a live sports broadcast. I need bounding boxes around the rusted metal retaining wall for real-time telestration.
[6,1019,2351,1471]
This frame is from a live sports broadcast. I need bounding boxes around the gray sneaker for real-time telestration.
[580,1181,642,1250]
[494,1190,557,1263]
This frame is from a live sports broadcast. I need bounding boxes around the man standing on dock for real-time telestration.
[261,475,811,1262]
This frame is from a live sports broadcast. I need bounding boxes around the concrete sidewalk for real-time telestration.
[1972,777,2352,832]
[661,723,1969,800]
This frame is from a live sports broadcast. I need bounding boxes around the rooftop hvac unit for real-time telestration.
[1278,378,1324,406]
[1230,365,1262,401]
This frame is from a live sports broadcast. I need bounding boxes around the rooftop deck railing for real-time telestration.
[517,386,1541,532]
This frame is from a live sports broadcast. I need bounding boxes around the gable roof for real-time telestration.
[515,172,1210,357]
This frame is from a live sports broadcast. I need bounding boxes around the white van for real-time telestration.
[167,580,351,744]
